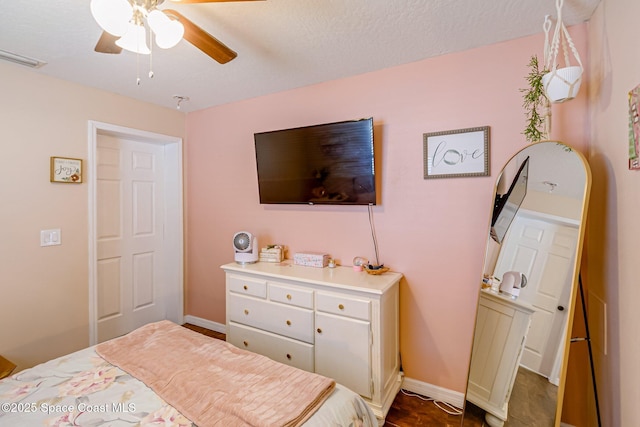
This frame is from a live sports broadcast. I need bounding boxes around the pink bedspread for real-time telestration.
[96,321,335,427]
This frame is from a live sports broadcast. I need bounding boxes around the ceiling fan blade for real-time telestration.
[169,0,264,3]
[94,31,123,54]
[164,9,237,64]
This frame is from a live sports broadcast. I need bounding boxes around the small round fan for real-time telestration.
[233,231,259,264]
[233,232,251,251]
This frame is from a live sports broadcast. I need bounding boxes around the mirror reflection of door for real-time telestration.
[461,141,591,427]
[494,213,578,385]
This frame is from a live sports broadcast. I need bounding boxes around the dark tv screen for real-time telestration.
[254,118,376,205]
[490,156,529,243]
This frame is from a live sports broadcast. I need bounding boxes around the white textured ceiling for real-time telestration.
[0,0,600,113]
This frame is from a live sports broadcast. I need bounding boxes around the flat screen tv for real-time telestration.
[490,156,529,244]
[254,118,376,205]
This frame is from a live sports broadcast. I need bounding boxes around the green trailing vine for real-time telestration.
[520,55,549,143]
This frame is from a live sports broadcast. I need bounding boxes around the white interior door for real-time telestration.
[89,122,183,344]
[494,212,577,380]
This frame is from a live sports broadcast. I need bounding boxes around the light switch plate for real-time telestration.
[40,229,61,246]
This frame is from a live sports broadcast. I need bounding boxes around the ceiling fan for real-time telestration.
[92,0,263,64]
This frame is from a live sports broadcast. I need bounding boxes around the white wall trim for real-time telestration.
[183,315,227,335]
[401,376,465,409]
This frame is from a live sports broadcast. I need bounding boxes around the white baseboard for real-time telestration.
[401,376,466,409]
[183,315,226,335]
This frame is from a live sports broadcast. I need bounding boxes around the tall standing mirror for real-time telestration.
[461,141,591,426]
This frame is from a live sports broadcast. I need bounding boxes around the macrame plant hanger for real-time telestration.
[542,0,584,104]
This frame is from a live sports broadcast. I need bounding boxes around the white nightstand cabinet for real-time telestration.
[222,262,403,422]
[465,289,535,427]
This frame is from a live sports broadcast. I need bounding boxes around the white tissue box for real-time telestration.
[293,252,329,268]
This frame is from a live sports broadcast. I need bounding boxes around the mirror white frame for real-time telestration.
[461,141,591,427]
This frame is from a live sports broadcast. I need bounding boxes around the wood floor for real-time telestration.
[384,389,464,427]
[183,323,558,426]
[183,323,227,341]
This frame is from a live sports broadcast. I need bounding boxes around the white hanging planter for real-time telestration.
[542,65,582,103]
[542,0,583,103]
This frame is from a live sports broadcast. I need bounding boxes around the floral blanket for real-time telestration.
[0,347,190,427]
[0,339,376,427]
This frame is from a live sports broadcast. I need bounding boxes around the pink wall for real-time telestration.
[185,27,588,392]
[586,0,640,424]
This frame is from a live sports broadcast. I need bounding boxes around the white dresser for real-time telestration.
[221,261,403,422]
[466,289,535,427]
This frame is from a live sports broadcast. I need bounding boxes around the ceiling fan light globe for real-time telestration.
[115,23,151,55]
[154,20,184,49]
[90,0,132,36]
[147,10,170,31]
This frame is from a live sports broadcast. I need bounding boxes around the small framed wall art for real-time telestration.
[423,126,490,179]
[50,157,83,183]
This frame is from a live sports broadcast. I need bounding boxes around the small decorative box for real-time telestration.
[260,245,284,262]
[293,252,330,268]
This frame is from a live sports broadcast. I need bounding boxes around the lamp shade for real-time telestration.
[148,10,184,49]
[116,23,151,55]
[90,0,132,37]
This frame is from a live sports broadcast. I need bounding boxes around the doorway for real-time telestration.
[88,121,183,345]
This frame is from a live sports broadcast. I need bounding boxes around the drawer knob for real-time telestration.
[317,328,322,334]
[286,320,291,326]
[286,294,292,300]
[286,353,292,360]
[338,304,345,310]
[243,340,248,347]
[244,309,249,315]
[243,285,248,290]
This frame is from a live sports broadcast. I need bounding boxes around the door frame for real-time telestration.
[87,121,184,345]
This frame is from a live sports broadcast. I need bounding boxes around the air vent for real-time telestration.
[0,49,46,68]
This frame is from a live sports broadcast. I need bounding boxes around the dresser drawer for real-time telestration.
[228,322,314,372]
[316,292,371,321]
[228,274,267,298]
[269,282,314,309]
[228,294,314,343]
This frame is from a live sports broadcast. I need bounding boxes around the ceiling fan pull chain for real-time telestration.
[149,25,154,79]
[136,51,141,85]
[149,55,154,79]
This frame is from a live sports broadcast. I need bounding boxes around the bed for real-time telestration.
[0,320,377,427]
